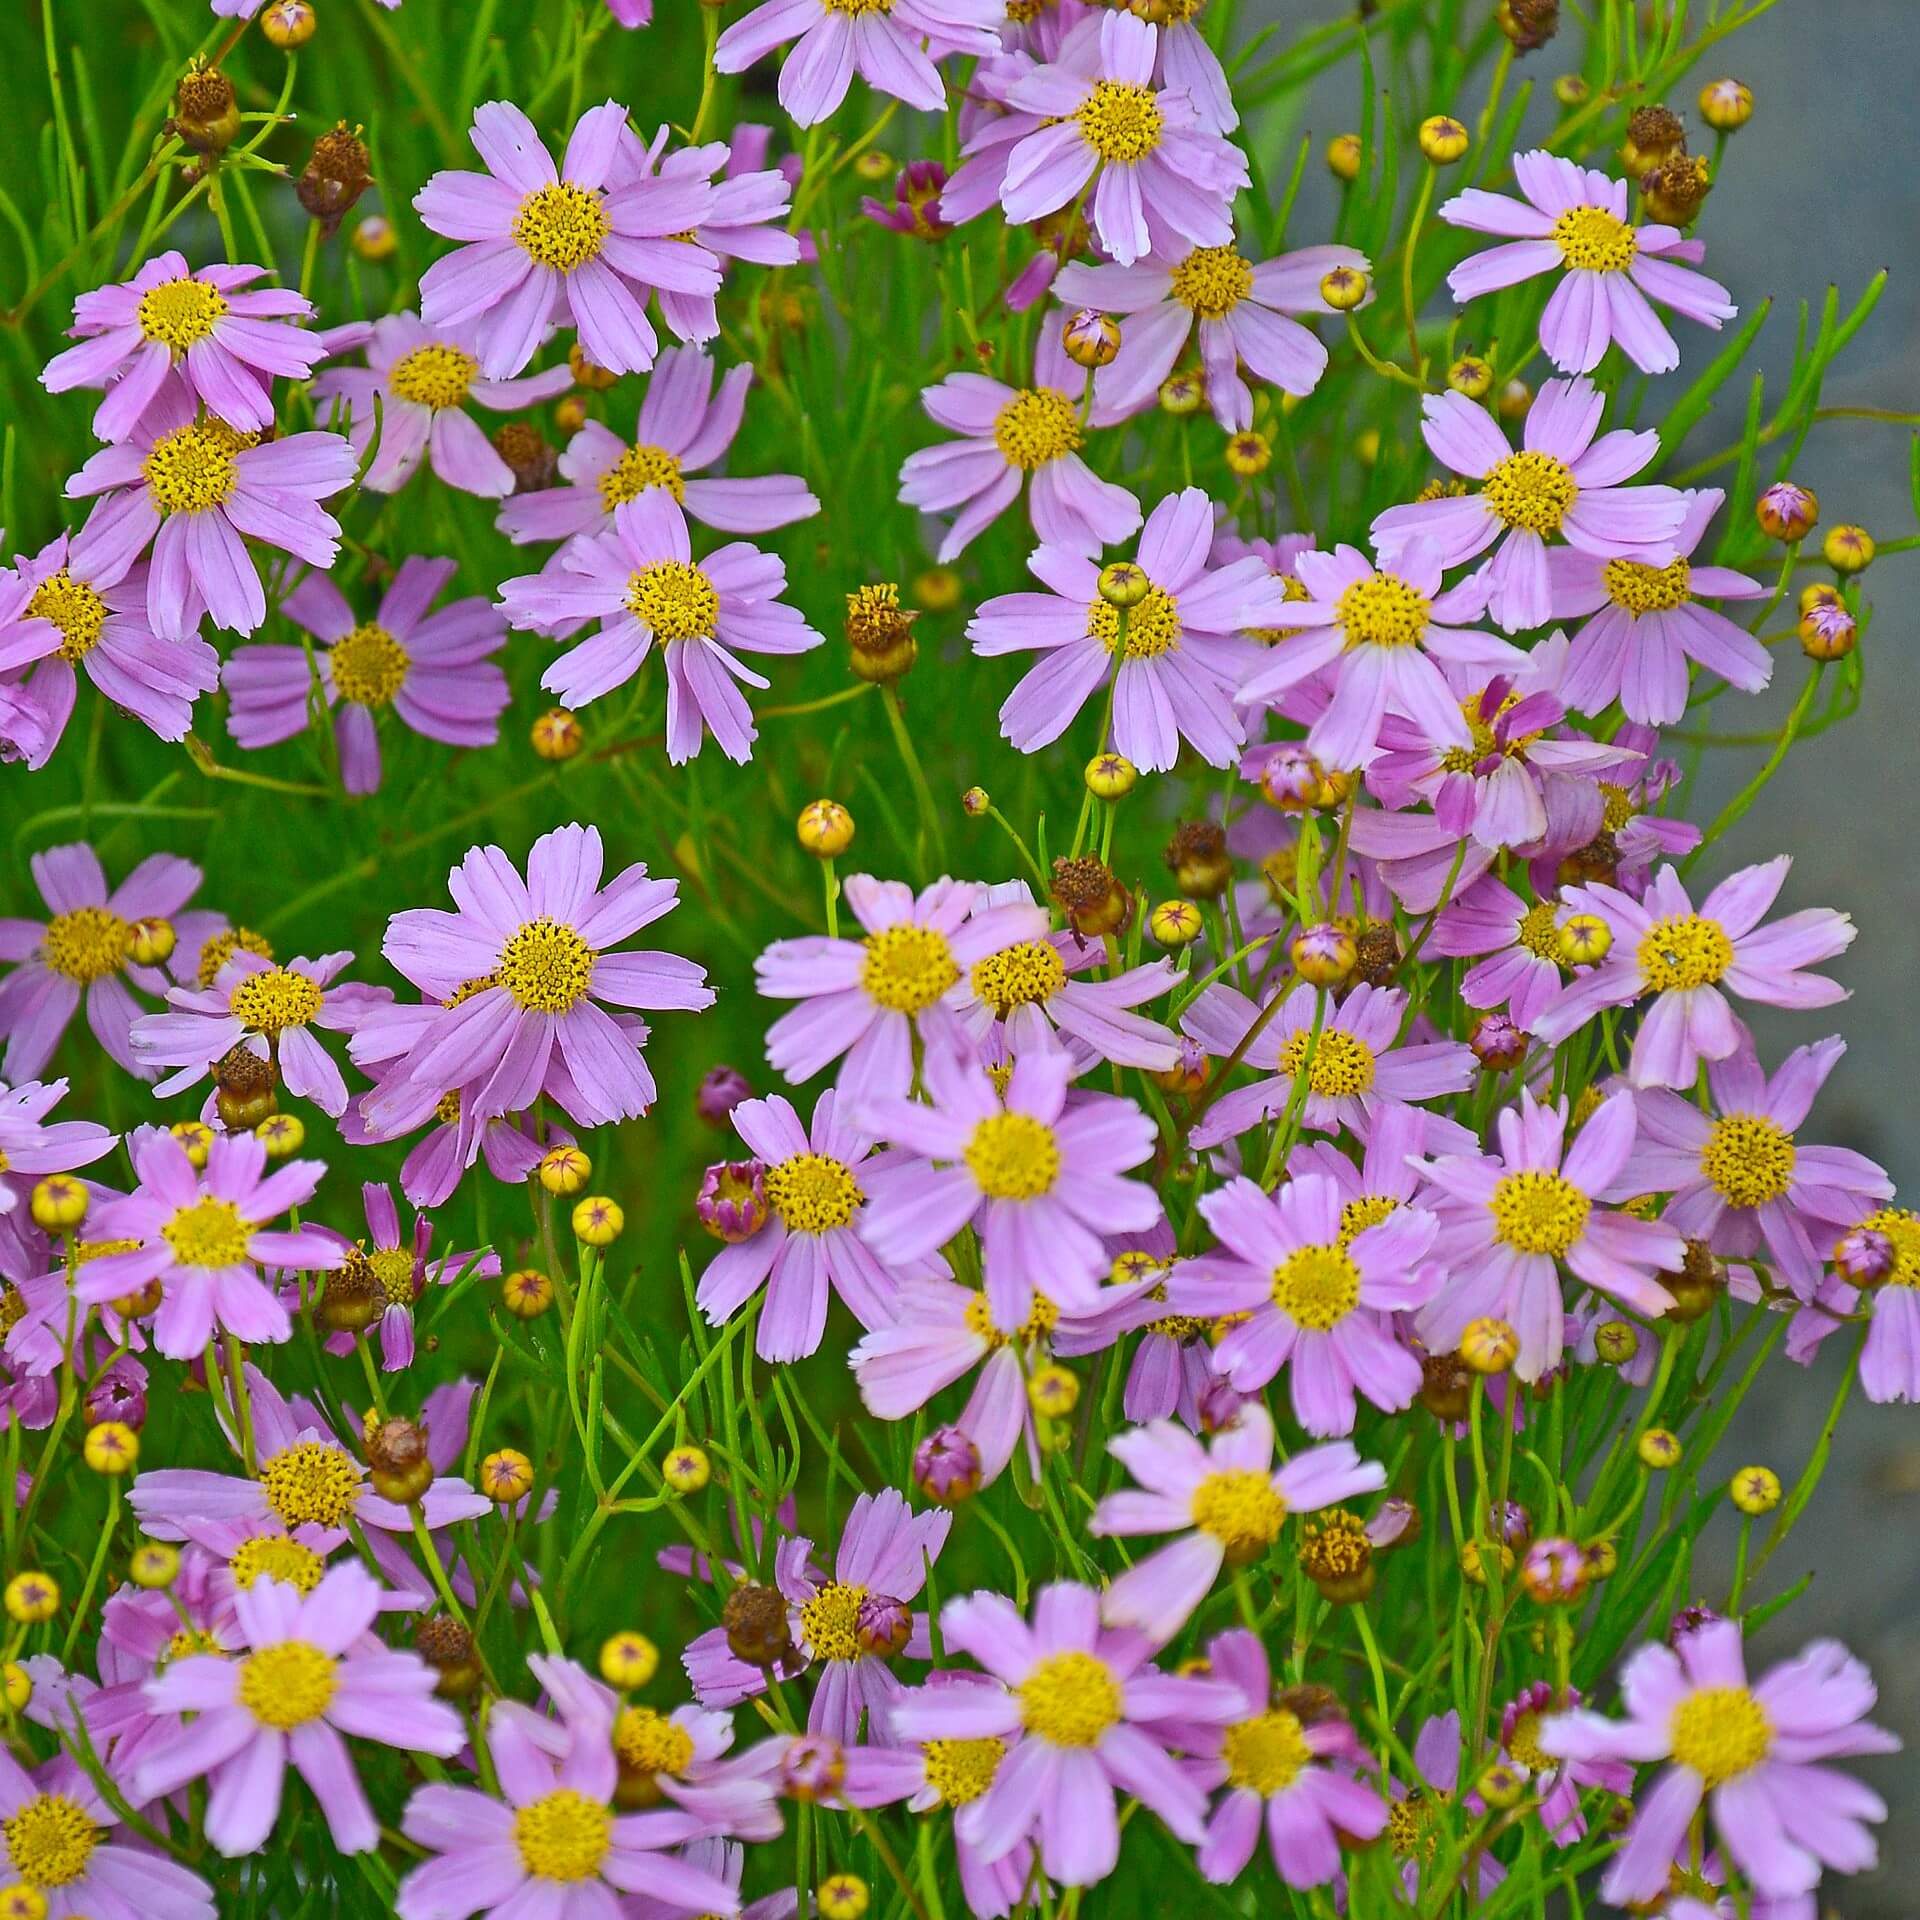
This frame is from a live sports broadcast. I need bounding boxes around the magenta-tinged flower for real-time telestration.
[0,842,202,1079]
[695,1090,923,1363]
[862,160,952,241]
[223,557,510,795]
[415,100,722,379]
[1055,239,1366,430]
[1167,1173,1440,1435]
[501,493,822,761]
[1091,1405,1385,1637]
[1372,378,1689,634]
[1532,858,1855,1089]
[891,1582,1239,1885]
[756,875,1049,1103]
[858,1042,1161,1323]
[42,252,321,441]
[1542,1620,1896,1902]
[499,346,818,546]
[971,485,1289,772]
[1429,874,1574,1034]
[1498,1682,1633,1844]
[64,384,355,641]
[1417,1088,1685,1380]
[1441,150,1736,374]
[0,1077,116,1235]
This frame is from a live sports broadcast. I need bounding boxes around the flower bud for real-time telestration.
[352,215,398,263]
[1698,78,1753,130]
[697,1160,769,1245]
[416,1614,483,1698]
[854,1593,912,1659]
[1470,1012,1528,1073]
[797,799,855,857]
[173,60,241,154]
[1164,821,1232,897]
[845,583,918,684]
[1459,1538,1513,1585]
[1556,912,1611,966]
[0,1664,28,1711]
[260,0,318,48]
[1447,354,1494,399]
[1325,133,1362,182]
[662,1445,710,1493]
[1195,1375,1248,1432]
[1290,922,1357,988]
[696,1064,753,1128]
[29,1176,87,1233]
[366,1416,434,1505]
[914,1426,982,1507]
[1756,481,1818,542]
[1823,523,1874,573]
[83,1421,139,1476]
[778,1733,846,1801]
[1798,600,1857,661]
[502,1268,554,1319]
[481,1450,534,1504]
[129,1542,179,1590]
[170,1120,214,1168]
[1319,266,1368,312]
[1637,1427,1682,1470]
[1834,1223,1895,1286]
[1368,1496,1420,1550]
[1098,561,1152,610]
[1666,1239,1721,1321]
[1461,1317,1519,1374]
[3,1574,58,1625]
[1519,1535,1588,1605]
[1418,1351,1472,1423]
[1051,856,1131,938]
[819,1873,869,1920]
[1225,431,1271,479]
[1157,371,1205,416]
[572,1196,624,1245]
[1498,378,1534,422]
[84,1368,145,1431]
[1593,1320,1639,1366]
[1028,1363,1079,1418]
[129,917,176,966]
[1148,900,1202,947]
[1478,1762,1527,1809]
[600,1631,660,1689]
[1493,1499,1533,1549]
[531,706,584,760]
[914,565,962,613]
[1062,308,1121,369]
[1419,115,1470,164]
[538,1145,591,1196]
[1730,1465,1781,1515]
[1084,750,1137,799]
[1584,1538,1617,1580]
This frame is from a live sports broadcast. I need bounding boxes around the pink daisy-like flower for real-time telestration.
[1091,1404,1386,1637]
[1166,1172,1440,1435]
[1497,1681,1633,1844]
[76,1126,342,1359]
[696,1089,926,1363]
[992,13,1248,268]
[756,875,1050,1104]
[1531,858,1855,1090]
[372,823,713,1132]
[414,100,723,380]
[41,251,321,441]
[222,557,510,795]
[0,531,218,751]
[858,1041,1161,1323]
[501,493,822,761]
[1549,486,1769,723]
[0,841,202,1079]
[64,383,356,641]
[1440,149,1736,375]
[972,485,1290,771]
[890,1581,1239,1884]
[899,317,1140,563]
[1387,1710,1505,1902]
[714,0,1002,127]
[311,311,573,498]
[1238,540,1519,769]
[1624,1039,1890,1296]
[1179,979,1476,1150]
[1373,377,1688,634]
[1416,1087,1685,1380]
[499,346,818,546]
[1542,1619,1896,1902]
[1054,238,1367,430]
[1429,873,1575,1034]
[0,1076,116,1234]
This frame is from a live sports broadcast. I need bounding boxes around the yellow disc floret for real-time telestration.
[143,422,242,515]
[1700,1114,1797,1208]
[1076,81,1164,163]
[1270,1244,1362,1329]
[513,183,610,273]
[236,1640,338,1730]
[598,443,686,509]
[764,1153,862,1235]
[41,907,132,984]
[1018,1650,1122,1747]
[26,572,108,664]
[1552,204,1638,274]
[1668,1687,1771,1787]
[626,560,719,642]
[1221,1708,1311,1796]
[964,1112,1062,1202]
[1189,1468,1287,1556]
[1337,572,1432,649]
[970,940,1067,1014]
[1636,914,1734,993]
[260,1441,362,1529]
[1169,245,1254,319]
[992,388,1081,471]
[512,1789,614,1882]
[1086,584,1181,659]
[498,917,596,1013]
[1482,451,1578,536]
[389,343,480,411]
[1489,1170,1591,1256]
[161,1196,252,1269]
[3,1795,98,1889]
[860,923,960,1013]
[229,966,324,1035]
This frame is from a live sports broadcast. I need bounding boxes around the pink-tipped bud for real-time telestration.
[1835,1223,1895,1286]
[913,1426,982,1507]
[1470,1012,1528,1072]
[1290,922,1357,988]
[1519,1535,1589,1605]
[1062,308,1122,369]
[1196,1377,1250,1433]
[855,1593,912,1659]
[696,1161,768,1244]
[696,1064,753,1128]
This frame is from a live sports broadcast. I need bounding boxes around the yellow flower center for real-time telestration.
[1337,572,1432,649]
[1189,1468,1287,1555]
[765,1153,862,1235]
[1482,451,1579,536]
[434,1089,463,1126]
[28,570,108,663]
[922,1736,1005,1806]
[823,0,894,11]
[367,1244,417,1306]
[1505,1707,1554,1773]
[1170,244,1254,318]
[1087,584,1181,659]
[389,343,480,411]
[970,939,1068,1014]
[799,1581,868,1663]
[962,1291,1059,1347]
[1221,1709,1311,1796]
[497,917,596,1013]
[1339,1194,1400,1244]
[1075,80,1164,163]
[260,1441,362,1529]
[144,421,243,515]
[41,906,133,983]
[329,621,411,708]
[1388,1791,1444,1863]
[513,182,610,273]
[626,560,719,642]
[198,926,274,990]
[1636,913,1734,993]
[236,1640,338,1730]
[1668,1686,1771,1787]
[161,1196,253,1269]
[513,1789,614,1882]
[613,1706,696,1778]
[136,277,228,355]
[3,1794,99,1888]
[1603,553,1693,615]
[597,442,687,510]
[1489,1170,1591,1257]
[1440,690,1538,774]
[860,923,960,1013]
[1515,900,1564,961]
[992,387,1081,471]
[163,1627,226,1664]
[1700,1114,1797,1208]
[1599,783,1638,833]
[1858,1207,1920,1288]
[1552,204,1639,274]
[1269,1244,1362,1330]
[230,965,324,1035]
[230,1534,326,1594]
[964,1111,1062,1202]
[1018,1651,1122,1748]
[1275,1028,1377,1098]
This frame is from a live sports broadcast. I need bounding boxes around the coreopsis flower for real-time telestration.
[1090,1405,1386,1637]
[498,346,818,546]
[695,1089,926,1363]
[992,13,1249,268]
[861,159,952,241]
[1054,239,1367,430]
[223,557,510,794]
[0,670,53,768]
[1386,1710,1505,1901]
[899,318,1140,562]
[1532,859,1855,1089]
[0,532,218,749]
[500,494,822,761]
[41,251,322,440]
[64,384,356,641]
[756,875,1049,1102]
[970,485,1291,771]
[890,1582,1239,1885]
[75,1126,342,1358]
[857,1041,1161,1322]
[0,841,202,1079]
[414,100,723,379]
[1579,722,1703,895]
[373,823,713,1131]
[310,312,574,497]
[1372,378,1689,633]
[1440,149,1736,374]
[1416,1088,1685,1379]
[1497,1682,1633,1843]
[1166,1172,1440,1434]
[1624,1039,1891,1295]
[1429,874,1573,1033]
[607,1706,782,1843]
[714,0,1002,126]
[0,1077,115,1242]
[1180,980,1476,1150]
[1550,486,1769,723]
[1541,1619,1896,1902]
[1237,540,1520,769]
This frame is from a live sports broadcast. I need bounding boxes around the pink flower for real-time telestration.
[1441,150,1736,375]
[0,1076,116,1231]
[1428,874,1574,1034]
[1498,1682,1633,1843]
